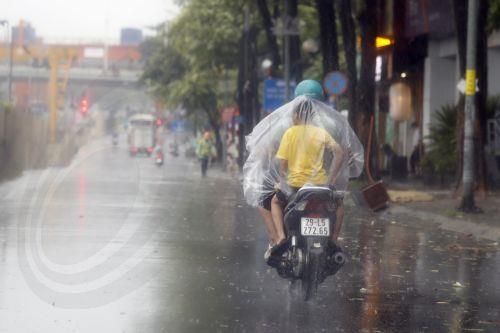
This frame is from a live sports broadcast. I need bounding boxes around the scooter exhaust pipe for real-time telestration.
[333,251,346,265]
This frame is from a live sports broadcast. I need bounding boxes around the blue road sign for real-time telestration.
[170,119,186,132]
[323,71,348,96]
[263,79,296,113]
[233,115,245,124]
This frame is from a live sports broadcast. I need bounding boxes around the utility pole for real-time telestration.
[459,0,479,212]
[238,6,250,169]
[283,0,290,101]
[0,20,12,104]
[8,27,13,105]
[48,53,59,143]
[221,70,229,172]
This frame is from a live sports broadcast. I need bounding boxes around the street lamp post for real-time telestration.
[272,1,299,102]
[0,20,12,104]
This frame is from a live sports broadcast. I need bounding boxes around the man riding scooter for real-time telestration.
[243,79,364,277]
[269,81,346,266]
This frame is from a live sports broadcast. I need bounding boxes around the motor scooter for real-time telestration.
[270,186,346,300]
[155,150,164,166]
[112,133,119,147]
[169,142,179,157]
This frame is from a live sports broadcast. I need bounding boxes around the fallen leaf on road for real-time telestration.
[390,274,404,279]
[478,320,500,325]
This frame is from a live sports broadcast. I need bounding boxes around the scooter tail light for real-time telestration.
[296,200,308,211]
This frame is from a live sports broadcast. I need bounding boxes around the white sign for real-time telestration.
[84,47,104,59]
[457,78,479,94]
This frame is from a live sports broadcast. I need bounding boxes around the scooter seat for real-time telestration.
[285,186,332,213]
[294,186,332,203]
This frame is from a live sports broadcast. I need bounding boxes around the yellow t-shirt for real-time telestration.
[276,125,337,188]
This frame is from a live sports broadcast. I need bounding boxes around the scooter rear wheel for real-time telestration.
[302,252,321,301]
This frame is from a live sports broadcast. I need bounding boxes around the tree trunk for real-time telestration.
[316,0,339,76]
[452,0,467,191]
[287,0,302,82]
[356,1,378,178]
[356,1,378,146]
[204,97,223,162]
[237,47,246,168]
[256,0,281,73]
[475,0,489,195]
[249,27,261,123]
[338,0,358,128]
[236,22,259,168]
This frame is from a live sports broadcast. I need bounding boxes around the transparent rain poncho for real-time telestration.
[243,96,364,207]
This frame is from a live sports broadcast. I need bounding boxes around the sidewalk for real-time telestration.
[212,169,500,242]
[383,186,500,242]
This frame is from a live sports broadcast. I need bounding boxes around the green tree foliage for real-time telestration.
[422,105,458,177]
[423,96,500,179]
[141,0,246,158]
[488,0,500,32]
[142,0,243,108]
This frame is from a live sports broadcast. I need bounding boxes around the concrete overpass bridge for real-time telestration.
[0,64,153,114]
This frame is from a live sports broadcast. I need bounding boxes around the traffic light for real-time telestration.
[80,97,89,114]
[155,118,164,126]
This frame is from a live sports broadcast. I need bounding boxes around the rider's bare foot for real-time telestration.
[270,238,287,256]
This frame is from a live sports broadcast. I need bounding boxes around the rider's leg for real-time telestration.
[201,158,208,177]
[258,207,278,244]
[271,194,286,243]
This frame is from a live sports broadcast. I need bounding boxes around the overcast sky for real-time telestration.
[0,0,179,42]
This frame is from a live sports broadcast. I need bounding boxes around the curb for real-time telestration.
[386,204,500,242]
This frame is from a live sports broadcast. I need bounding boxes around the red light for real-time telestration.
[80,98,89,113]
[147,147,154,153]
[156,119,163,126]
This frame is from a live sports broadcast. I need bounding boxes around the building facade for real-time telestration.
[377,0,500,171]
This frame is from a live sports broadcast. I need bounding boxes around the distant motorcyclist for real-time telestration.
[111,132,119,146]
[154,144,164,165]
[169,140,179,157]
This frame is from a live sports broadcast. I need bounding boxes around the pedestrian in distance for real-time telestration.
[410,122,424,176]
[196,131,214,177]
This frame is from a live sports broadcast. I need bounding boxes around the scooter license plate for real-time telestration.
[301,217,330,236]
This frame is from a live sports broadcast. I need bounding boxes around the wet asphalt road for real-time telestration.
[0,137,499,333]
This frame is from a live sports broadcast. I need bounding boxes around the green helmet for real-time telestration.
[294,79,325,101]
